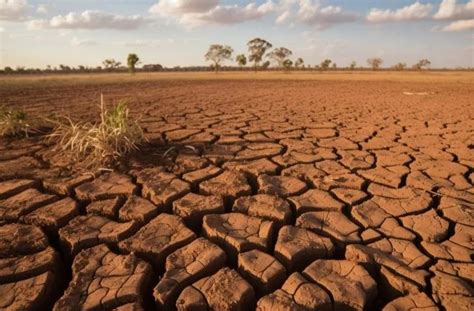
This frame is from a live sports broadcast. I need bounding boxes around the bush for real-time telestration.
[48,97,145,165]
[0,105,34,137]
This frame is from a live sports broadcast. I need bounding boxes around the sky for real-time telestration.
[0,0,473,69]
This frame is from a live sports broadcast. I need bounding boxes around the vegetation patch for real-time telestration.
[0,105,35,137]
[48,97,145,166]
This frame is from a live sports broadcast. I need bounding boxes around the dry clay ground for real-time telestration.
[0,72,473,311]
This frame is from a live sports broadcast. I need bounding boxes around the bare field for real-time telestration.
[0,72,473,310]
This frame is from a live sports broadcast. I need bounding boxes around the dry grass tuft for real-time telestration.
[0,105,35,137]
[48,96,145,165]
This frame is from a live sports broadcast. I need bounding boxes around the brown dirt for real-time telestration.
[0,73,473,310]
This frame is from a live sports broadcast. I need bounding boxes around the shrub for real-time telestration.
[0,105,34,137]
[48,97,145,165]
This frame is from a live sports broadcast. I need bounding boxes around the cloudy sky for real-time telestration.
[1,0,473,68]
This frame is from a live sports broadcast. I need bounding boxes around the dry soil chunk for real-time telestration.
[368,238,430,269]
[422,233,474,262]
[86,197,123,218]
[401,209,450,242]
[199,170,252,201]
[0,188,57,221]
[369,184,432,216]
[202,213,275,259]
[238,250,286,294]
[289,189,345,215]
[256,272,331,311]
[0,271,55,310]
[182,165,222,186]
[233,194,291,226]
[43,174,93,196]
[431,260,474,281]
[173,193,224,228]
[359,167,405,188]
[345,244,429,290]
[0,179,37,200]
[135,168,190,206]
[154,238,226,309]
[119,213,196,266]
[351,200,392,228]
[23,197,79,231]
[176,267,255,311]
[54,244,152,310]
[431,271,474,311]
[382,292,438,311]
[438,196,474,226]
[223,158,279,177]
[75,173,137,201]
[257,174,307,197]
[331,187,368,205]
[0,247,58,283]
[0,223,49,257]
[303,259,377,311]
[118,195,159,224]
[296,211,361,244]
[313,173,366,191]
[59,215,138,256]
[274,225,334,271]
[339,150,375,170]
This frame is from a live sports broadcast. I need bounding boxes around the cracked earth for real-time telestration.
[0,77,473,310]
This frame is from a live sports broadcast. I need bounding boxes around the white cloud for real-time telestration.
[276,0,357,29]
[150,0,274,26]
[70,36,97,47]
[28,10,148,30]
[36,4,47,14]
[190,1,274,25]
[123,39,160,47]
[367,2,433,23]
[149,0,218,15]
[434,0,474,20]
[0,0,29,21]
[0,26,4,32]
[442,19,474,31]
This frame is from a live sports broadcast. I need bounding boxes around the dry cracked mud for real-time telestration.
[0,77,473,310]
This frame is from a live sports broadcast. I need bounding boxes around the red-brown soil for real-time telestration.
[0,74,473,310]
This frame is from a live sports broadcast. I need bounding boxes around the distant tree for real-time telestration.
[393,62,407,71]
[320,59,332,70]
[236,54,247,68]
[295,58,304,68]
[78,65,86,72]
[413,59,431,70]
[367,58,383,70]
[350,61,357,70]
[143,64,163,72]
[247,38,272,72]
[102,59,121,70]
[261,60,271,69]
[205,44,234,73]
[4,67,13,74]
[268,47,293,68]
[127,53,140,74]
[282,59,293,72]
[332,63,337,69]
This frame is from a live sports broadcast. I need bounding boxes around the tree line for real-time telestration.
[2,36,469,75]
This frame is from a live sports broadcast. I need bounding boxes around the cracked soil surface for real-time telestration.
[0,74,473,310]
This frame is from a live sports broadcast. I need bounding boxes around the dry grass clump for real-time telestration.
[0,105,35,137]
[48,97,145,165]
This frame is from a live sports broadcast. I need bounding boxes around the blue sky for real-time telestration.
[1,0,473,68]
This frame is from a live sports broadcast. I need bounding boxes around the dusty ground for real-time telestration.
[0,72,473,310]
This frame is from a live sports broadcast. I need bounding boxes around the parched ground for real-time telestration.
[0,72,473,310]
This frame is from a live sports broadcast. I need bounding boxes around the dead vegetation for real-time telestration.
[47,96,145,165]
[0,105,36,137]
